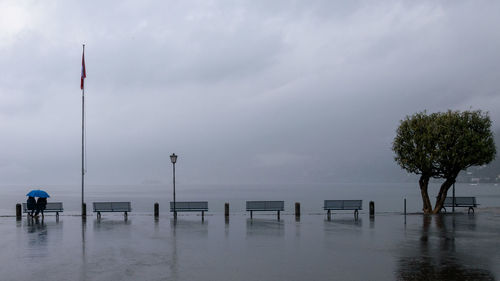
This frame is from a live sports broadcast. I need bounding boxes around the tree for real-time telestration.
[393,110,496,214]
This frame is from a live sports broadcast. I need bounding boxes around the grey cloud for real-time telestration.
[1,1,499,185]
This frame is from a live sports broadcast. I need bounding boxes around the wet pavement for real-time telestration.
[1,211,499,281]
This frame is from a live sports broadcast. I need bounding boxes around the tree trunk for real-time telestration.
[419,175,433,214]
[432,177,455,214]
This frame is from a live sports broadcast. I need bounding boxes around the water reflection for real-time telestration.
[169,220,179,281]
[23,217,63,259]
[168,218,210,279]
[93,218,131,231]
[246,218,284,237]
[169,218,208,232]
[324,217,363,228]
[80,219,88,281]
[397,215,494,281]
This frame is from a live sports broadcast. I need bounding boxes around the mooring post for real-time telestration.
[154,202,159,219]
[82,203,87,219]
[295,202,300,218]
[369,201,375,217]
[16,204,22,221]
[224,203,229,218]
[404,198,407,225]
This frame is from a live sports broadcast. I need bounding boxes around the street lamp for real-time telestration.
[170,153,178,219]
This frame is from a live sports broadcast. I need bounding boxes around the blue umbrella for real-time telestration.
[26,189,50,198]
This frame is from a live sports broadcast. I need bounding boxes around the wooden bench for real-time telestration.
[22,202,63,218]
[324,200,362,220]
[170,201,208,220]
[442,197,478,214]
[246,201,284,220]
[93,202,131,219]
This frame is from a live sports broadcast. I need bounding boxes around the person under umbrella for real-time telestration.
[26,190,50,218]
[34,197,47,218]
[26,196,36,217]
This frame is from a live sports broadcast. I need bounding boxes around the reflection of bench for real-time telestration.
[22,202,63,218]
[246,201,284,220]
[170,201,208,220]
[324,200,362,220]
[93,202,131,219]
[442,197,478,214]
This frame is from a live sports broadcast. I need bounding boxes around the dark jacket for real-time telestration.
[36,197,47,211]
[27,197,36,210]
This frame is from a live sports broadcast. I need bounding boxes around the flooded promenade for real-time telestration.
[1,210,499,281]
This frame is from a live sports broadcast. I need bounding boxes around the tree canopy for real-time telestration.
[393,110,496,214]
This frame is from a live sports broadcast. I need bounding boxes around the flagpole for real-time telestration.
[81,44,86,217]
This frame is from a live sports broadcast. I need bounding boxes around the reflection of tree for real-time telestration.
[397,215,494,281]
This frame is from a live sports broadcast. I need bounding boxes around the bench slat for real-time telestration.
[170,201,208,211]
[246,201,284,211]
[443,197,477,207]
[93,202,131,212]
[324,200,362,210]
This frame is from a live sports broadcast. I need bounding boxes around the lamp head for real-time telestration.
[170,153,178,164]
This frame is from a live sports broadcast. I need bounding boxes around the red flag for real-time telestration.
[81,48,86,90]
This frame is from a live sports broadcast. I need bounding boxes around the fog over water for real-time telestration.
[1,1,500,186]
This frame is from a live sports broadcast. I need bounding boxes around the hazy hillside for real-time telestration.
[458,130,500,183]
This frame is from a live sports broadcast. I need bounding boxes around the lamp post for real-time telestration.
[170,153,178,219]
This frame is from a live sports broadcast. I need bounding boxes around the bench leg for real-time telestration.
[202,211,204,221]
[97,212,101,219]
[277,210,280,221]
[354,209,359,220]
[124,212,128,219]
[468,207,474,214]
[56,212,59,219]
[250,210,253,219]
[327,210,331,221]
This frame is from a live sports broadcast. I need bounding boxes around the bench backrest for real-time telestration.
[22,202,64,212]
[324,200,362,210]
[170,201,208,211]
[246,201,284,211]
[443,197,477,207]
[93,202,131,212]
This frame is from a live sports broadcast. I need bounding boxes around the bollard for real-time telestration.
[224,203,229,218]
[295,202,300,218]
[16,203,22,220]
[404,198,407,225]
[369,201,375,217]
[82,203,87,219]
[154,202,159,218]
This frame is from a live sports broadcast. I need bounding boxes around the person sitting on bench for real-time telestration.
[34,197,47,218]
[26,196,36,217]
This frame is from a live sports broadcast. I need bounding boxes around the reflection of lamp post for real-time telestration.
[170,153,178,219]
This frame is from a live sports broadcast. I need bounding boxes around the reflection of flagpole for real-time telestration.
[81,44,86,217]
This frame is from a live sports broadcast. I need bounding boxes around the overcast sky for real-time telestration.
[1,1,499,185]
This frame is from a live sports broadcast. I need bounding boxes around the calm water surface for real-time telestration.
[0,212,499,280]
[1,182,499,280]
[1,182,500,215]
